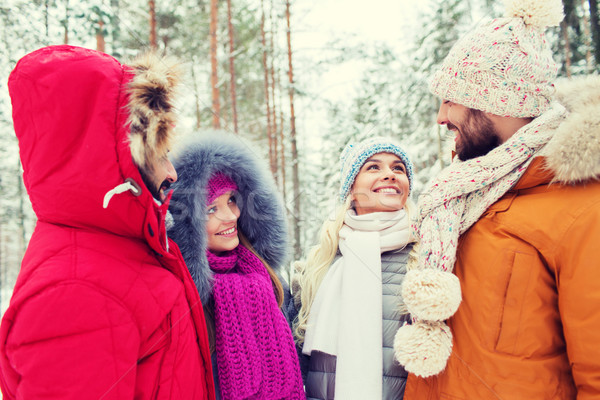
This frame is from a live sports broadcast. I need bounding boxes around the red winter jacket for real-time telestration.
[0,45,215,399]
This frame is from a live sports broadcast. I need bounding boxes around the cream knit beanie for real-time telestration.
[429,0,564,118]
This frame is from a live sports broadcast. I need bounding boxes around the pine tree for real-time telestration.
[285,0,301,260]
[210,0,221,128]
[149,0,157,49]
[590,0,600,68]
[226,0,239,133]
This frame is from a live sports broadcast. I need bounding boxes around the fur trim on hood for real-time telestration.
[168,133,289,303]
[543,75,600,183]
[127,53,181,171]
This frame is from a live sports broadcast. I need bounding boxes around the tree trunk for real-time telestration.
[210,0,221,129]
[274,1,287,200]
[16,159,27,263]
[437,122,446,169]
[96,19,106,52]
[111,0,121,57]
[149,0,157,50]
[261,0,275,176]
[0,224,2,313]
[581,0,594,71]
[63,0,69,44]
[561,20,572,77]
[191,63,202,129]
[1,236,6,314]
[226,0,238,134]
[286,0,301,260]
[45,0,49,38]
[269,0,279,184]
[162,35,170,52]
[590,0,600,67]
[279,105,287,203]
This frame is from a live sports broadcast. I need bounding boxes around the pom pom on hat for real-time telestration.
[429,0,564,118]
[394,320,453,378]
[339,136,414,202]
[505,0,564,28]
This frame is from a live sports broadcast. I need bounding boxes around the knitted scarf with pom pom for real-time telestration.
[395,103,566,377]
[207,245,304,400]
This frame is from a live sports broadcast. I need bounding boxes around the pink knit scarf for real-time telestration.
[206,245,304,400]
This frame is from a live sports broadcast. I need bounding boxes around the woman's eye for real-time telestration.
[394,165,406,173]
[366,164,379,170]
[207,206,216,215]
[228,195,237,204]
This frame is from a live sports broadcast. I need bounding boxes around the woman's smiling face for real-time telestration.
[350,152,409,215]
[206,190,241,254]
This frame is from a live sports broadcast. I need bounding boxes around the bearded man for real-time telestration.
[394,0,600,398]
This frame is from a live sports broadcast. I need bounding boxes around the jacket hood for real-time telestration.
[8,45,181,251]
[542,75,600,184]
[168,133,289,303]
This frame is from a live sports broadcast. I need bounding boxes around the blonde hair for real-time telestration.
[293,197,415,344]
[293,197,351,343]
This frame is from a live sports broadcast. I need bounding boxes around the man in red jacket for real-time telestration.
[0,45,215,399]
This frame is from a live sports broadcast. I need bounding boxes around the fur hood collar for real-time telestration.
[542,75,600,183]
[168,133,289,302]
[126,52,181,171]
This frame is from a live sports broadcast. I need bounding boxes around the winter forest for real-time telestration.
[0,0,598,313]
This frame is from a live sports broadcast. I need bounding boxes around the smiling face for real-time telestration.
[206,191,241,254]
[350,152,410,215]
[437,100,502,161]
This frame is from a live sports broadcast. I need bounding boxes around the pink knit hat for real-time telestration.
[429,0,564,118]
[207,173,238,204]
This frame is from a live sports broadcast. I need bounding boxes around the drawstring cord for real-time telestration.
[103,180,170,252]
[103,181,141,208]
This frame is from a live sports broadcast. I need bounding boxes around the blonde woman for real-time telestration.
[293,137,416,400]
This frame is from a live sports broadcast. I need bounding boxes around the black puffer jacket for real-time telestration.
[300,245,412,400]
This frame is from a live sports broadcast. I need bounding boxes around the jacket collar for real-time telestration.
[540,75,600,184]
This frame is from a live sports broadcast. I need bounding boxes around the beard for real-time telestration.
[450,108,502,161]
[139,165,170,202]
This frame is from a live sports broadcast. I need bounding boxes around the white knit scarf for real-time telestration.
[303,209,412,399]
[395,102,567,377]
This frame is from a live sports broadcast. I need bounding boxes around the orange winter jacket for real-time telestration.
[405,76,600,400]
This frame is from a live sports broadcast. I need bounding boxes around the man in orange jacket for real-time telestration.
[393,0,600,398]
[0,45,215,399]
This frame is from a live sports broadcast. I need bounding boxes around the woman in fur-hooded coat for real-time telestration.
[168,134,304,400]
[0,45,214,399]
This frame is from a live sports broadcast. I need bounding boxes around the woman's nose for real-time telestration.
[218,207,238,222]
